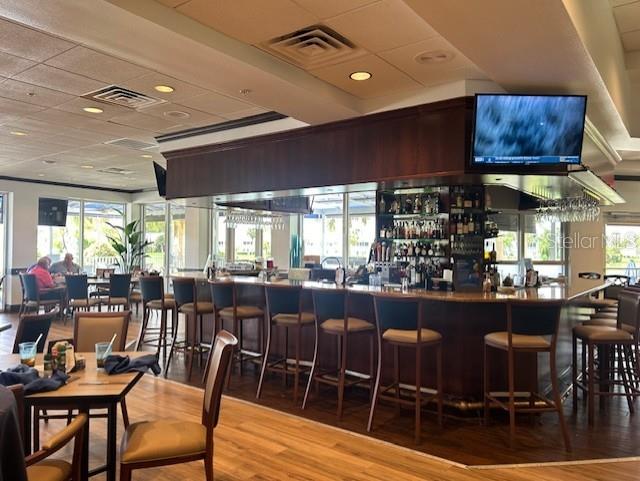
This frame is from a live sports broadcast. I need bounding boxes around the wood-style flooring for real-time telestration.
[2,311,640,480]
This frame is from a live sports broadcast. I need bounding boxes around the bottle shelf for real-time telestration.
[377,213,445,219]
[377,237,449,242]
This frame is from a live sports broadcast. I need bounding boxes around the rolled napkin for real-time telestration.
[103,354,161,376]
[0,365,69,395]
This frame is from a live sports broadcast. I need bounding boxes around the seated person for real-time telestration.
[27,257,61,300]
[50,253,81,275]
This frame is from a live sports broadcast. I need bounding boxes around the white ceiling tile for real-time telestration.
[309,54,422,99]
[176,0,317,44]
[109,111,183,132]
[0,79,75,108]
[13,64,107,96]
[0,18,75,62]
[0,97,45,116]
[613,1,640,33]
[54,97,134,120]
[293,0,379,19]
[120,72,209,103]
[174,91,254,115]
[138,102,225,125]
[622,29,640,51]
[221,106,270,120]
[0,51,36,77]
[45,46,151,84]
[325,0,439,53]
[156,0,190,6]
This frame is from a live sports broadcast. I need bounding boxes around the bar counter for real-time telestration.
[201,276,606,409]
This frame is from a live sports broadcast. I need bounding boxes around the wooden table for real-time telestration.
[0,352,147,481]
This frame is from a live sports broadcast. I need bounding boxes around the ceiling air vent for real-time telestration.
[259,25,365,70]
[98,167,135,176]
[104,138,157,150]
[83,85,166,110]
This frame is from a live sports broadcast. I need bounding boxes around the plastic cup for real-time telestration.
[19,342,37,367]
[95,342,112,368]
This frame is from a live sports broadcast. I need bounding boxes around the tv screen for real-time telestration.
[153,162,167,197]
[38,198,68,227]
[472,94,587,166]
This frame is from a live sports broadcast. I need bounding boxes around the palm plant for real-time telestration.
[106,220,151,273]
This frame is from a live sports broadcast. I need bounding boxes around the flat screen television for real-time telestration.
[471,94,587,167]
[38,198,68,226]
[153,162,167,197]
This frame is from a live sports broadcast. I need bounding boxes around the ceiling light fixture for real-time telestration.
[141,154,152,159]
[83,107,103,114]
[414,50,455,64]
[349,71,372,81]
[154,85,174,93]
[80,165,94,169]
[10,131,28,136]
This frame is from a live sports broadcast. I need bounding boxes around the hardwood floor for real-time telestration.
[3,311,640,480]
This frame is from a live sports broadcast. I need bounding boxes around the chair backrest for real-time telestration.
[202,330,237,432]
[73,311,130,352]
[196,279,212,303]
[109,274,131,299]
[265,284,302,317]
[12,310,57,354]
[65,275,88,300]
[373,293,421,332]
[312,289,346,322]
[20,273,39,301]
[617,289,640,336]
[507,299,564,338]
[6,384,25,441]
[139,275,164,303]
[210,281,235,311]
[172,277,196,307]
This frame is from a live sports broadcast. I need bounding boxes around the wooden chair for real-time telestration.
[19,273,61,314]
[101,274,131,311]
[303,288,375,419]
[257,284,315,403]
[137,275,176,360]
[210,279,264,383]
[367,294,443,444]
[65,275,100,312]
[485,299,571,451]
[12,309,57,354]
[8,384,87,481]
[165,278,213,381]
[119,330,237,481]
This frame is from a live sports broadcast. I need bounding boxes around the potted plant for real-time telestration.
[106,220,151,273]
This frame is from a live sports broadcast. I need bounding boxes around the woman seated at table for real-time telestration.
[27,257,63,300]
[50,253,82,275]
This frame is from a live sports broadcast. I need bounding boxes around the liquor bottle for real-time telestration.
[414,194,422,214]
[456,188,463,208]
[404,196,413,215]
[379,195,386,214]
[490,243,497,263]
[457,215,463,235]
[474,192,481,209]
[464,191,472,208]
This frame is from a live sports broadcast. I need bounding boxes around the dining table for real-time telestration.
[0,352,148,481]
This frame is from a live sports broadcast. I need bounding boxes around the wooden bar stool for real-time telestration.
[302,288,375,419]
[210,279,265,382]
[484,299,571,451]
[166,277,213,381]
[572,289,640,425]
[137,275,176,360]
[257,284,315,403]
[367,293,443,444]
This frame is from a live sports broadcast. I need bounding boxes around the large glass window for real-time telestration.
[83,202,125,274]
[524,215,563,261]
[605,224,640,282]
[262,227,272,260]
[143,203,166,273]
[233,225,257,261]
[303,194,344,266]
[485,213,519,262]
[37,200,81,263]
[348,192,375,269]
[169,204,186,274]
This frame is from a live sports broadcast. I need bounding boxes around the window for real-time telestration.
[485,213,519,262]
[233,224,257,261]
[83,202,125,274]
[215,211,226,262]
[37,200,81,263]
[262,227,272,260]
[143,203,166,273]
[524,215,563,261]
[303,194,344,266]
[605,224,640,282]
[348,192,375,269]
[169,204,186,274]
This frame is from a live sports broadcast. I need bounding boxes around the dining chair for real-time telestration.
[119,330,237,481]
[65,274,100,312]
[12,309,57,354]
[8,384,87,481]
[19,273,61,314]
[137,275,176,360]
[102,274,132,311]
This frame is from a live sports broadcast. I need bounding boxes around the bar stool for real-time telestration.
[166,277,214,381]
[137,275,176,360]
[484,299,571,451]
[257,284,315,403]
[572,289,640,425]
[210,279,265,381]
[302,288,375,419]
[367,293,442,444]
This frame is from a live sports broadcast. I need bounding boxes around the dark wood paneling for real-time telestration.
[164,97,473,199]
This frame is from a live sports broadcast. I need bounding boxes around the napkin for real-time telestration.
[0,365,69,394]
[103,354,161,376]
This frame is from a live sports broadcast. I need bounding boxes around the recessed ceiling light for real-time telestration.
[349,71,372,81]
[414,50,455,64]
[163,110,190,119]
[83,107,103,114]
[80,165,94,169]
[10,131,27,136]
[154,85,174,93]
[141,154,153,159]
[37,173,45,177]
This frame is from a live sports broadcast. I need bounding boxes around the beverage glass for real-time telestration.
[95,342,112,368]
[19,342,37,367]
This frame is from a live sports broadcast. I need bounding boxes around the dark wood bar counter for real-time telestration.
[201,276,606,410]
